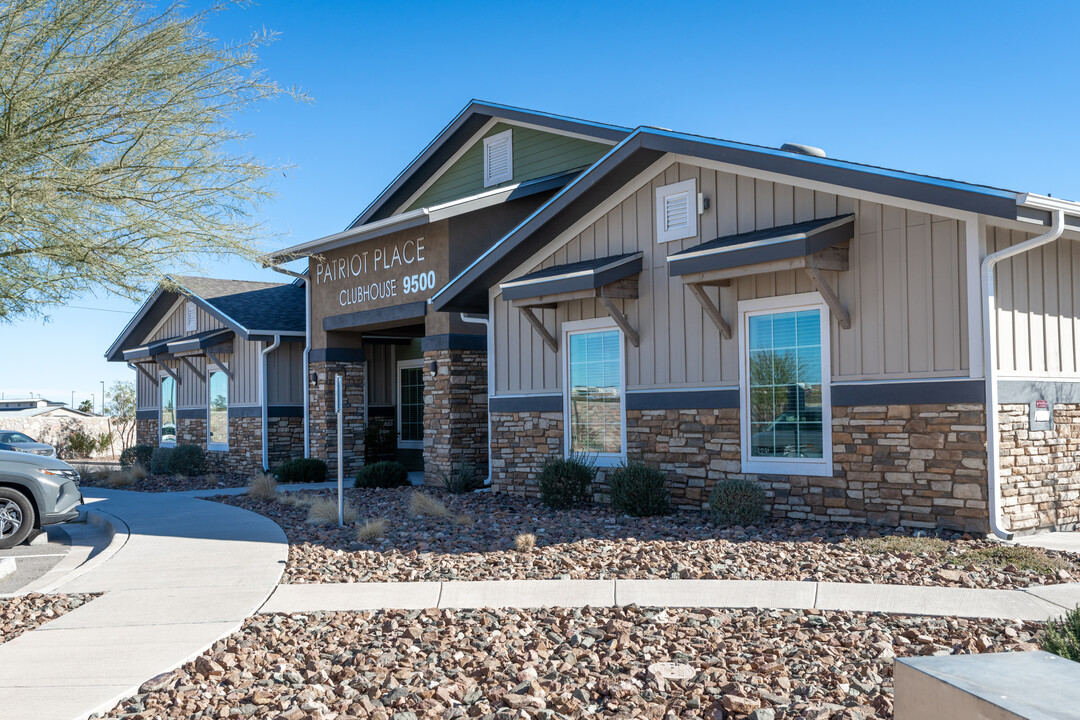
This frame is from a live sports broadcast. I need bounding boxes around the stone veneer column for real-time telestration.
[998,402,1080,533]
[489,410,563,497]
[135,417,158,446]
[423,348,488,485]
[308,357,365,478]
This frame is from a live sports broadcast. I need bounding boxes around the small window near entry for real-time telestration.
[208,370,228,450]
[160,375,176,447]
[655,178,698,243]
[483,129,513,187]
[739,293,832,476]
[185,302,197,332]
[565,321,624,464]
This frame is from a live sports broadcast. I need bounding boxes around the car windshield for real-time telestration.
[0,432,34,444]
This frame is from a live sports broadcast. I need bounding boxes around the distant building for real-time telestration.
[0,398,90,420]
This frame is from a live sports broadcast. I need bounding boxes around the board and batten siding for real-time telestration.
[407,123,610,211]
[267,342,304,406]
[989,226,1080,377]
[493,162,969,396]
[366,343,395,406]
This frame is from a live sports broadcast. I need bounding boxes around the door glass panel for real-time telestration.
[399,367,424,444]
[568,329,622,454]
[747,309,823,459]
[208,371,228,447]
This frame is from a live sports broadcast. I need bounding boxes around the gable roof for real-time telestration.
[105,275,306,362]
[430,125,1067,313]
[347,101,629,230]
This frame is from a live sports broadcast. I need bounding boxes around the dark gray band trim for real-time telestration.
[421,333,487,351]
[626,389,739,410]
[832,379,985,406]
[177,408,207,420]
[323,301,427,332]
[999,380,1080,404]
[268,405,304,418]
[135,409,157,420]
[490,394,562,412]
[309,348,366,363]
[228,406,262,418]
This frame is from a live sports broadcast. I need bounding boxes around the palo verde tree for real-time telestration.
[0,0,302,319]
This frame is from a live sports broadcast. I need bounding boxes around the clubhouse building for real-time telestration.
[109,101,1080,537]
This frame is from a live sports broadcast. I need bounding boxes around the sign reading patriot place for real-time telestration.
[313,234,441,309]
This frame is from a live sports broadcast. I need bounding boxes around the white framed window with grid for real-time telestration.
[738,292,833,477]
[562,317,626,466]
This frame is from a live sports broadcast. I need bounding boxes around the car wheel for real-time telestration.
[0,488,35,549]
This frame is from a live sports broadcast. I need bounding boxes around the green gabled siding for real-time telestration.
[407,122,610,211]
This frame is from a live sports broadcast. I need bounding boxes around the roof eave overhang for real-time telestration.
[501,253,644,302]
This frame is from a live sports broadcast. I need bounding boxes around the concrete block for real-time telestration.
[261,582,442,613]
[616,579,816,610]
[439,579,615,609]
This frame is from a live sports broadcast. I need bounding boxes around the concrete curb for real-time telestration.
[0,557,14,583]
[13,507,127,597]
[260,578,1080,622]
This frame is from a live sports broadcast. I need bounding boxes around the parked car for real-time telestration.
[0,430,56,458]
[0,449,83,549]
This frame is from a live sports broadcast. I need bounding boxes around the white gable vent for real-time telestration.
[656,178,698,243]
[185,301,197,332]
[483,129,513,187]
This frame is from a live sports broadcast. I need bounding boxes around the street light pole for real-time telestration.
[100,381,105,414]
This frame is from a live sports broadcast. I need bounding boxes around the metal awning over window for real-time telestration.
[667,214,855,338]
[122,328,236,385]
[500,252,643,351]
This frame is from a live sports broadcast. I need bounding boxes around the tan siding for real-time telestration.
[991,226,1080,377]
[232,339,262,406]
[137,370,157,410]
[493,162,970,395]
[267,342,303,405]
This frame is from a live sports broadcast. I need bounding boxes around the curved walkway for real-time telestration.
[0,489,287,720]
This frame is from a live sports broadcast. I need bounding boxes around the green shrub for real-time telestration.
[276,458,328,484]
[149,447,173,474]
[440,462,482,495]
[120,444,154,469]
[64,429,112,459]
[538,453,595,510]
[709,478,767,526]
[608,461,670,517]
[354,461,409,489]
[168,444,206,476]
[1042,606,1080,662]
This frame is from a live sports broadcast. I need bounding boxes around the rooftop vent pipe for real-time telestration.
[781,143,827,158]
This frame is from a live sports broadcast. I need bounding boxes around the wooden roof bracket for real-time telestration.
[132,362,159,387]
[804,266,851,330]
[154,356,181,384]
[178,356,205,382]
[518,306,558,353]
[205,349,235,380]
[598,294,639,347]
[686,283,732,340]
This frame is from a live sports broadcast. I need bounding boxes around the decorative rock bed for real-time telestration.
[79,472,249,493]
[0,593,95,645]
[215,488,1080,588]
[98,606,1044,720]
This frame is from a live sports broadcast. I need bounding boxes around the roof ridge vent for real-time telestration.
[781,142,826,158]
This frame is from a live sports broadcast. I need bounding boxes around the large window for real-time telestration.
[208,370,228,450]
[160,375,176,447]
[565,319,624,464]
[739,293,832,476]
[397,360,425,449]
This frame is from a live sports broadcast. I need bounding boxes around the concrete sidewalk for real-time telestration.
[261,577,1080,621]
[0,489,287,720]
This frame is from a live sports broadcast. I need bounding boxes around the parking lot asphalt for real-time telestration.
[0,528,71,594]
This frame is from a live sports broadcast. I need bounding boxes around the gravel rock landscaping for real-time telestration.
[98,606,1044,720]
[216,488,1080,589]
[0,593,96,645]
[80,472,249,493]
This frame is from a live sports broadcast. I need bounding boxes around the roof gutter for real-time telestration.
[982,205,1065,540]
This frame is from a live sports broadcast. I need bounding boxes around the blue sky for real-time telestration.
[3,0,1080,409]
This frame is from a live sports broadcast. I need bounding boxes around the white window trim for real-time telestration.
[737,291,833,477]
[483,129,513,187]
[396,358,425,450]
[207,366,229,451]
[655,178,698,243]
[562,316,627,467]
[159,371,177,448]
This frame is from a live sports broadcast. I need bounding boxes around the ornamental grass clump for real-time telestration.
[538,453,595,510]
[1041,606,1080,662]
[103,470,136,488]
[514,533,536,552]
[247,472,277,500]
[709,478,767,526]
[440,462,482,494]
[354,461,409,489]
[276,458,328,484]
[356,518,388,542]
[608,461,670,517]
[306,496,357,526]
[409,491,452,518]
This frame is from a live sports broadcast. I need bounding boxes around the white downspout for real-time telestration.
[261,335,282,471]
[460,312,493,486]
[303,280,311,458]
[982,208,1065,540]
